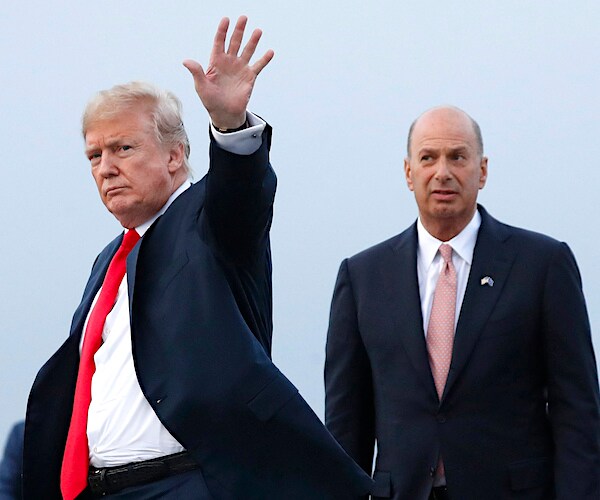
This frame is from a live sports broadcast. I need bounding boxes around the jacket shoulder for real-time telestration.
[345,225,416,266]
[483,210,566,251]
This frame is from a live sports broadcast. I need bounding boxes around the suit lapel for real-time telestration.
[390,225,438,398]
[442,208,516,400]
[126,234,142,319]
[69,234,123,339]
[126,213,191,319]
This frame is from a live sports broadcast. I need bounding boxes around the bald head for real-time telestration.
[403,105,488,241]
[407,106,483,158]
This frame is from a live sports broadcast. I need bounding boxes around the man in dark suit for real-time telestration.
[24,16,372,499]
[325,106,600,499]
[0,421,24,500]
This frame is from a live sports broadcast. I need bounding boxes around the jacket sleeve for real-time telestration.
[543,242,600,499]
[325,259,376,477]
[203,124,276,267]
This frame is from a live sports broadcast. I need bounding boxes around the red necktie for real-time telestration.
[60,229,140,500]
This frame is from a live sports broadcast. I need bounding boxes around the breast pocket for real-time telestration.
[480,312,533,340]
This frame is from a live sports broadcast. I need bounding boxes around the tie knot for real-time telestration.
[439,243,453,263]
[121,229,140,252]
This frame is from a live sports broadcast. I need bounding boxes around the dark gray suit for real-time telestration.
[325,206,600,499]
[25,127,373,499]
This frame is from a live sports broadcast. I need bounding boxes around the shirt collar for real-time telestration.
[129,180,192,237]
[417,209,481,269]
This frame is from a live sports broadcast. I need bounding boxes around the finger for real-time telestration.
[240,28,263,64]
[227,15,247,55]
[212,17,230,55]
[251,49,274,76]
[182,59,207,87]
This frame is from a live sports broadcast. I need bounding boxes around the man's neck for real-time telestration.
[126,179,192,235]
[419,208,478,242]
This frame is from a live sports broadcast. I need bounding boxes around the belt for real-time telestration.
[88,451,200,496]
[429,485,449,500]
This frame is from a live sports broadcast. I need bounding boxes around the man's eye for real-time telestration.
[421,155,432,161]
[89,153,101,160]
[122,145,132,151]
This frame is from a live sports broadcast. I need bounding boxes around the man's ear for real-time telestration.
[167,143,186,174]
[404,158,414,191]
[479,156,488,189]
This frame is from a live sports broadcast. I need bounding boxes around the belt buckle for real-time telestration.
[88,468,107,495]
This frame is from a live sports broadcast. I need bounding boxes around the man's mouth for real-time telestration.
[431,190,457,200]
[105,186,126,197]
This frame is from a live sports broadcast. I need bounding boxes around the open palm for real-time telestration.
[184,16,274,130]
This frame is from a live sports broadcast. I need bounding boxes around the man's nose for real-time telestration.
[434,158,452,180]
[98,152,118,177]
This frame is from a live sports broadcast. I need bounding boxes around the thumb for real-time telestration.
[182,59,207,86]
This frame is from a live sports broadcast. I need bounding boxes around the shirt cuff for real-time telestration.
[210,112,266,155]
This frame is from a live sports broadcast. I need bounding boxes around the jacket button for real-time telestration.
[430,466,436,477]
[437,414,447,423]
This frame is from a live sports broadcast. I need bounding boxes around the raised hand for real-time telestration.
[183,16,274,130]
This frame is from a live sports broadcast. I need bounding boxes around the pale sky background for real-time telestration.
[1,1,599,445]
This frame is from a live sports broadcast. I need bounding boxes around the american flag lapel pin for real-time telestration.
[480,276,494,287]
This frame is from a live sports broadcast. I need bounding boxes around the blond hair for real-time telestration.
[82,81,192,175]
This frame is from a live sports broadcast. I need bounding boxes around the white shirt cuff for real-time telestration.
[210,112,266,155]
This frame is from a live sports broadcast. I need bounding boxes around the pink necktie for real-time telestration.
[60,229,140,500]
[427,243,457,399]
[427,243,457,481]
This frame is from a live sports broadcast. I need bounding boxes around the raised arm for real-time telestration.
[183,16,274,130]
[184,16,276,265]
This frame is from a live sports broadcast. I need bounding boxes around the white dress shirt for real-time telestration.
[84,113,266,467]
[416,210,481,336]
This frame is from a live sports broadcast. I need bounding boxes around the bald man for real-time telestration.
[325,106,600,500]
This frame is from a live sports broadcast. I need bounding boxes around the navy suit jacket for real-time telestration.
[0,421,24,500]
[24,126,373,499]
[325,206,600,500]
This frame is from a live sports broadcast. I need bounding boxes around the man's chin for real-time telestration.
[432,206,457,218]
[106,203,136,228]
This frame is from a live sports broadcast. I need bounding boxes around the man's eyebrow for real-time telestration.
[84,145,99,156]
[449,145,469,152]
[84,136,129,155]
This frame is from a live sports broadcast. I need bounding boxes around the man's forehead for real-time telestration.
[415,140,473,152]
[84,107,153,144]
[85,130,131,149]
[413,133,474,148]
